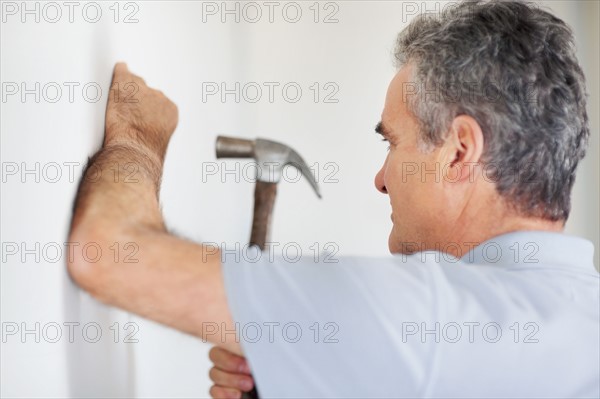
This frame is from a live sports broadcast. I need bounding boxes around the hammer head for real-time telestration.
[215,135,321,198]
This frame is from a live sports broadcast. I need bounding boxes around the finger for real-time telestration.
[111,62,129,82]
[209,384,242,399]
[209,367,254,391]
[209,346,251,373]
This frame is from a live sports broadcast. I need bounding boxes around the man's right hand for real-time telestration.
[104,62,178,161]
[208,346,255,399]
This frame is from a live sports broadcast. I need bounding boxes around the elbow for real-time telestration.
[65,223,114,301]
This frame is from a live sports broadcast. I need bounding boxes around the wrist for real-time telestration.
[104,125,170,163]
[104,133,165,165]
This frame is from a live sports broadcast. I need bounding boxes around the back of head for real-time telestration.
[395,0,589,222]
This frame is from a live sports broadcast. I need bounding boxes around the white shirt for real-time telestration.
[222,231,599,398]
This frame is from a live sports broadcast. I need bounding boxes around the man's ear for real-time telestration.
[437,115,484,183]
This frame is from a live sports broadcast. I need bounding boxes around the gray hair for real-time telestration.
[395,0,589,221]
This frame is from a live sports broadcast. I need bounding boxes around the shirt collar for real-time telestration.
[460,231,596,270]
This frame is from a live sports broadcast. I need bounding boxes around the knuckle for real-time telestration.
[225,356,239,371]
[210,367,233,386]
[210,385,239,399]
[208,367,223,383]
[226,387,242,399]
[215,351,236,370]
[208,367,218,382]
[234,358,245,372]
[208,346,219,361]
[208,385,219,398]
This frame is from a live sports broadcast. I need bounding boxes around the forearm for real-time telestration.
[68,157,241,353]
[67,63,177,297]
[67,140,171,308]
[66,64,241,354]
[71,140,166,236]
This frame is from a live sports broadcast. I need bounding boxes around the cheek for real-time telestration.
[387,157,444,212]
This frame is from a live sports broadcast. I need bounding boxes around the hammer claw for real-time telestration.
[216,135,322,199]
[286,149,322,199]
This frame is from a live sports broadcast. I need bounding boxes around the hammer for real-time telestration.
[215,135,321,398]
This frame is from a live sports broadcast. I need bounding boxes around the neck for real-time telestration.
[443,199,565,259]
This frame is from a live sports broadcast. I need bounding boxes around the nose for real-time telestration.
[374,157,388,194]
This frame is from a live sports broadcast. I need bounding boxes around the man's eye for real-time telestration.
[381,138,391,151]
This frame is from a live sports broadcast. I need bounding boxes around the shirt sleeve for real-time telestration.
[221,248,437,398]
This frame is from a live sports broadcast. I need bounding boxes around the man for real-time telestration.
[67,0,598,398]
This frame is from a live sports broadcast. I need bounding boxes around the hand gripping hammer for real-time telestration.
[215,135,321,398]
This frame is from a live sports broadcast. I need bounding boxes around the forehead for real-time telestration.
[381,65,416,132]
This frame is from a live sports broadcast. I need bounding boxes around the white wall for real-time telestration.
[1,1,598,397]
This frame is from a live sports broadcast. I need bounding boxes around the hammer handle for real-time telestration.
[241,181,277,399]
[249,181,277,250]
[242,386,259,399]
